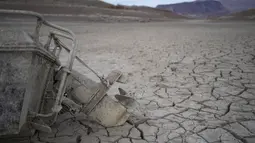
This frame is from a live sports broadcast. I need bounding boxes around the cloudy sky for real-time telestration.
[102,0,194,7]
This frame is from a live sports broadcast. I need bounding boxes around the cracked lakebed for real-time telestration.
[4,21,255,143]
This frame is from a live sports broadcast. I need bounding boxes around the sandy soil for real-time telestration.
[1,20,255,143]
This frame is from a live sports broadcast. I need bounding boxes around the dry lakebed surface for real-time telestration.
[1,20,255,143]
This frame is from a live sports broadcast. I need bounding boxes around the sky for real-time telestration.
[102,0,194,7]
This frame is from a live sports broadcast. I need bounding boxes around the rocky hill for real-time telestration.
[0,0,185,22]
[196,0,255,12]
[232,8,255,17]
[0,0,113,7]
[156,0,229,18]
[214,8,255,20]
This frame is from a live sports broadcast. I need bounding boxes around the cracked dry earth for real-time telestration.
[11,21,255,143]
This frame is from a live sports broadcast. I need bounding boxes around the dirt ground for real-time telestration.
[1,20,255,143]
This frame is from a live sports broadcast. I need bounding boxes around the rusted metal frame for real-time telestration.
[53,35,62,58]
[52,33,105,79]
[51,31,73,41]
[41,19,77,110]
[51,32,109,87]
[44,33,62,59]
[0,9,77,117]
[46,33,76,111]
[52,35,61,57]
[34,19,43,45]
[44,33,53,50]
[38,73,55,115]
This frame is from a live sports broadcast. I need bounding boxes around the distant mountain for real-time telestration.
[196,0,255,12]
[156,0,229,18]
